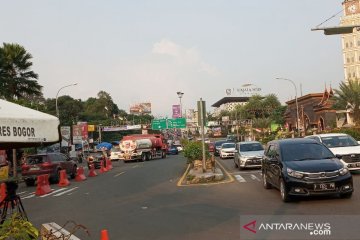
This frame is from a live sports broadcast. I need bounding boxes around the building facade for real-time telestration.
[285,88,336,132]
[341,0,360,81]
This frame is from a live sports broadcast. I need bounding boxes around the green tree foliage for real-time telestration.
[0,213,39,240]
[46,96,84,125]
[0,43,42,101]
[333,80,360,126]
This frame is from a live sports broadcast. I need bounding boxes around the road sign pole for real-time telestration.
[199,98,206,172]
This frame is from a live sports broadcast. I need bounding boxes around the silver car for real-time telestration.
[234,141,264,169]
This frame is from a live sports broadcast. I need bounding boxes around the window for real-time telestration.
[352,57,355,63]
[266,145,278,158]
[347,58,350,63]
[346,43,349,48]
[353,72,356,77]
[357,40,360,46]
[350,42,353,47]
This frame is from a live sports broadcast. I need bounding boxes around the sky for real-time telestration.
[0,0,346,118]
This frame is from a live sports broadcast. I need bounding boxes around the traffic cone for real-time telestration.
[106,159,113,170]
[0,183,6,207]
[100,229,109,240]
[99,159,108,173]
[35,174,53,196]
[88,164,97,177]
[75,167,87,182]
[58,170,70,187]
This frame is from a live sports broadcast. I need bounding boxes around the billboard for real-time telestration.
[60,126,71,147]
[130,102,152,114]
[172,105,181,118]
[72,125,83,144]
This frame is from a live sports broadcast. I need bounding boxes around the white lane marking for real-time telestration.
[22,194,35,199]
[114,171,125,177]
[132,165,139,168]
[231,170,261,175]
[53,187,79,197]
[234,175,246,182]
[17,191,28,195]
[251,174,261,181]
[40,188,67,198]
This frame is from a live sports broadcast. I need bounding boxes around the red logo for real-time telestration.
[243,220,257,234]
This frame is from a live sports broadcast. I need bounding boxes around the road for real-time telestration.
[13,154,360,240]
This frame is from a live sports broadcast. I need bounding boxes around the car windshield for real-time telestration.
[222,143,235,149]
[281,143,335,162]
[215,141,226,147]
[321,135,358,148]
[27,156,45,164]
[240,143,264,152]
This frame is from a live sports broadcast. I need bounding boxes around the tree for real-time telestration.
[0,43,42,100]
[333,80,360,126]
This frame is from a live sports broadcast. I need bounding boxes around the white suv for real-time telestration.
[305,133,360,171]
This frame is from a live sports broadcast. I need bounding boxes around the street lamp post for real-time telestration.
[275,77,299,132]
[176,91,184,117]
[56,83,78,117]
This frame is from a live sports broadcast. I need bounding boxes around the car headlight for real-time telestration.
[339,168,349,176]
[287,168,304,179]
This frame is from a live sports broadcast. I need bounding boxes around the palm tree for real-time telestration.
[333,80,360,126]
[0,43,42,101]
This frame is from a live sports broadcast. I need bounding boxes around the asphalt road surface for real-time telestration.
[12,154,360,240]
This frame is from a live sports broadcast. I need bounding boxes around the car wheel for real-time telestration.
[340,192,353,199]
[25,179,35,187]
[70,166,77,179]
[141,153,147,162]
[50,169,61,184]
[280,179,291,202]
[162,151,166,158]
[262,171,271,189]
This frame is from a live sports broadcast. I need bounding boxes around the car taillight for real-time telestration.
[41,162,53,169]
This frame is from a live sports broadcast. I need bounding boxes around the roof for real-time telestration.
[238,141,262,145]
[268,138,318,146]
[212,97,250,107]
[307,133,348,138]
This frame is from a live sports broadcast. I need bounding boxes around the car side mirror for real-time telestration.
[335,154,342,159]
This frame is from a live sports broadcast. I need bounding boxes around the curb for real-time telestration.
[176,159,234,187]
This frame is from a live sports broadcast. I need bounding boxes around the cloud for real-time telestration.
[152,39,219,76]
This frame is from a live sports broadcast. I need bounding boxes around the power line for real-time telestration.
[315,9,343,28]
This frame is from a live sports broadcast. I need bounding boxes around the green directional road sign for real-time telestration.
[168,118,186,129]
[151,119,167,130]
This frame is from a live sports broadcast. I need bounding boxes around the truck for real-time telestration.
[119,134,167,162]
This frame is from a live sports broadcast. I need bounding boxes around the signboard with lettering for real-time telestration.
[72,125,83,144]
[0,99,60,146]
[60,126,71,147]
[168,118,186,129]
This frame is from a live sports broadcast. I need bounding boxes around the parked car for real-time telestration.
[262,138,353,202]
[305,133,360,171]
[234,141,264,169]
[167,145,179,155]
[214,139,228,156]
[87,150,105,169]
[220,142,236,159]
[21,153,78,186]
[110,146,121,161]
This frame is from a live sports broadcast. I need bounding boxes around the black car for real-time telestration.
[214,139,228,156]
[262,138,353,202]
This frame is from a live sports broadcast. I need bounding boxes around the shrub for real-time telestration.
[0,213,39,240]
[183,141,210,164]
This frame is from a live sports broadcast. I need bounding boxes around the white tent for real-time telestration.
[0,99,60,148]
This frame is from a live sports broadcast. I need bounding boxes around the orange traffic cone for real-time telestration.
[88,164,97,177]
[75,167,87,182]
[106,159,113,170]
[99,159,108,173]
[0,183,6,207]
[35,174,53,196]
[58,170,70,187]
[100,229,109,240]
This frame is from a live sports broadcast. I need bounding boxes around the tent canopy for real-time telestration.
[0,99,60,149]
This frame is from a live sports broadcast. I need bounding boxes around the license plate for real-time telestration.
[30,167,40,171]
[314,183,335,191]
[357,163,360,167]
